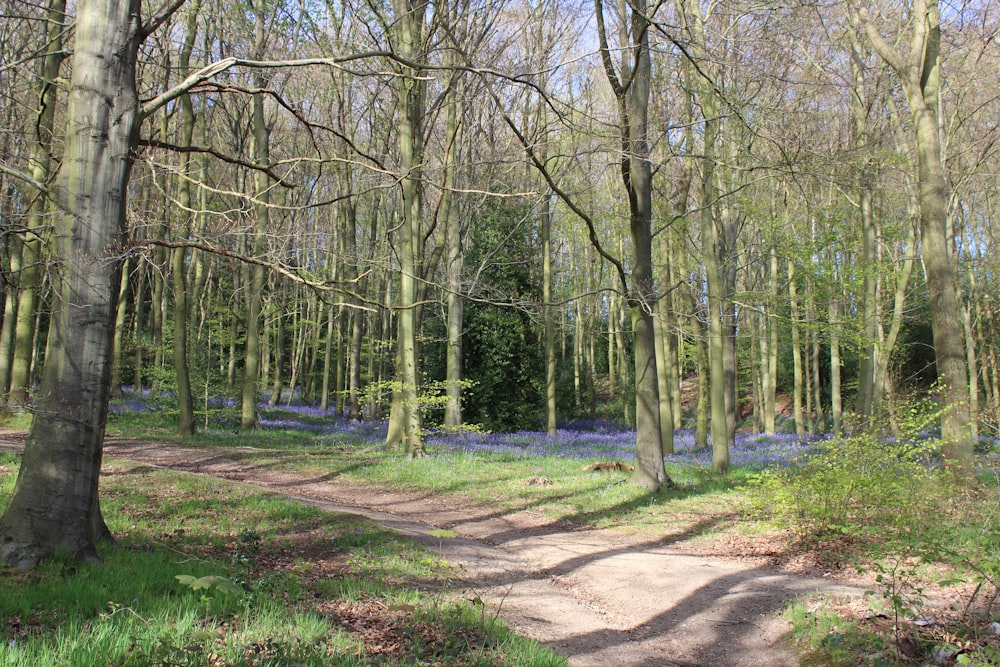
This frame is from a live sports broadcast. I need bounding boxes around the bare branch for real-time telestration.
[0,162,49,195]
[140,239,376,309]
[141,0,188,40]
[138,138,296,188]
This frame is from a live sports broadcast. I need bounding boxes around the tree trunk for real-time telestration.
[855,0,973,475]
[762,244,779,434]
[595,0,670,489]
[388,0,427,458]
[241,10,271,429]
[788,259,806,438]
[110,260,131,394]
[443,79,465,429]
[171,0,201,438]
[701,115,728,471]
[0,0,147,568]
[829,296,843,435]
[7,0,68,408]
[654,292,674,455]
[320,304,335,411]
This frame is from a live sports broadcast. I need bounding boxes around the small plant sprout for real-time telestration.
[174,574,242,594]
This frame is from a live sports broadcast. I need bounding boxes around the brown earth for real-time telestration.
[0,432,870,666]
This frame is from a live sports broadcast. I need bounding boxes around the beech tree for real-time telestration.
[0,0,185,568]
[851,0,974,474]
[594,0,672,489]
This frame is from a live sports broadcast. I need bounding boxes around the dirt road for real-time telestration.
[0,434,864,666]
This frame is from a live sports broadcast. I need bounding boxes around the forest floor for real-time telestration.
[0,433,878,666]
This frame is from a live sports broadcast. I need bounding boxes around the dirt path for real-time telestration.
[0,434,865,666]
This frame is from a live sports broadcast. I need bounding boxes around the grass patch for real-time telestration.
[99,394,1000,665]
[0,459,566,666]
[107,405,757,540]
[785,597,886,666]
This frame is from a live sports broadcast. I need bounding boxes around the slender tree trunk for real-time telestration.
[701,118,729,471]
[872,222,916,416]
[692,302,709,448]
[269,297,286,406]
[171,0,201,437]
[607,292,617,400]
[110,260,131,395]
[829,296,843,435]
[320,304,335,411]
[0,241,20,399]
[0,101,21,401]
[788,259,806,438]
[761,244,779,434]
[961,264,980,439]
[241,10,270,429]
[132,254,147,390]
[808,277,824,433]
[7,0,68,408]
[541,191,557,435]
[443,81,465,428]
[654,293,674,454]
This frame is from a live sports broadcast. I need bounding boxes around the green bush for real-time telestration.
[752,430,944,543]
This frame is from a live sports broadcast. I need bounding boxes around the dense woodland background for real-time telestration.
[0,0,998,465]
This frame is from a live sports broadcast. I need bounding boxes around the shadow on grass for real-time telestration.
[1,460,569,667]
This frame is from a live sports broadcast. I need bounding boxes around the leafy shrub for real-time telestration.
[752,430,944,543]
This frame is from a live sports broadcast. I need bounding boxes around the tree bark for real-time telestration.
[241,9,271,430]
[854,0,973,475]
[7,0,68,408]
[0,0,148,568]
[443,74,465,429]
[595,0,671,489]
[171,0,201,437]
[788,259,806,438]
[387,0,428,457]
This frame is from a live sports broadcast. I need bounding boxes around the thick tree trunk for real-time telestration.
[593,0,670,488]
[913,104,973,470]
[387,0,427,458]
[0,0,144,568]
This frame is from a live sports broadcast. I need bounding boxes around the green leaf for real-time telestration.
[175,574,240,593]
[428,529,457,539]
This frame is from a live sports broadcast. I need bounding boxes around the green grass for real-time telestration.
[0,454,567,666]
[104,420,755,540]
[785,598,887,667]
[22,403,998,666]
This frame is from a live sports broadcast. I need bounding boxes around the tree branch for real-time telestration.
[141,0,188,40]
[138,138,296,188]
[140,239,376,309]
[0,162,49,195]
[852,4,906,74]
